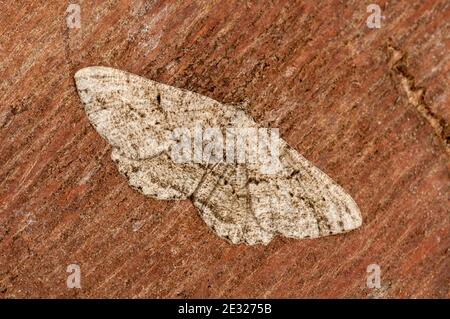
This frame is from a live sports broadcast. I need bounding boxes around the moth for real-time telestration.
[74,66,362,245]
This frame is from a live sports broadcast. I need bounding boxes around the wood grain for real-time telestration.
[0,0,448,298]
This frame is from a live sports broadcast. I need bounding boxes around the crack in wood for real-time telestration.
[388,44,449,156]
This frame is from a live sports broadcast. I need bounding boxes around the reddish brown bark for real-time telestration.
[0,0,448,298]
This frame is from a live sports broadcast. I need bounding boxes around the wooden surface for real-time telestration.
[0,0,449,298]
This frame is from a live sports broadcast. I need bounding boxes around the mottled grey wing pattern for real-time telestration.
[191,142,362,244]
[75,66,362,245]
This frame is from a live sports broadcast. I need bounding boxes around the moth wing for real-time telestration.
[192,113,362,244]
[247,141,362,241]
[191,164,275,245]
[75,66,171,160]
[109,149,207,200]
[74,66,224,199]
